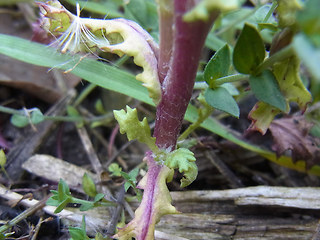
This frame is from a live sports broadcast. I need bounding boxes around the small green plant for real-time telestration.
[47,178,115,213]
[108,163,142,201]
[69,216,108,240]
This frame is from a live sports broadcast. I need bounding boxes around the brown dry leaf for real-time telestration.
[0,11,80,103]
[269,116,320,168]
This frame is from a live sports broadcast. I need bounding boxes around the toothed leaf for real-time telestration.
[113,106,157,152]
[114,153,178,240]
[165,148,198,187]
[38,1,161,104]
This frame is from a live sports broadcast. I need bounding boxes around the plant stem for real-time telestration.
[178,105,213,141]
[157,0,174,85]
[73,83,97,107]
[0,197,47,234]
[255,44,294,74]
[0,105,22,115]
[44,115,82,122]
[214,74,249,86]
[153,0,217,149]
[194,81,208,90]
[263,0,277,23]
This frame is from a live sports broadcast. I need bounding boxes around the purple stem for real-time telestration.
[153,0,215,149]
[138,152,162,239]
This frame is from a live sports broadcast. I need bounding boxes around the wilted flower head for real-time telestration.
[35,0,161,104]
[35,0,109,53]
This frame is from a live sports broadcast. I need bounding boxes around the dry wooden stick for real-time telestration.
[205,150,244,188]
[171,186,320,209]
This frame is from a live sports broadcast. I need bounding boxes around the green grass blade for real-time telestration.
[0,34,152,105]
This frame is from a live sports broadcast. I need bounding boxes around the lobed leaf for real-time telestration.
[113,106,157,152]
[114,153,178,240]
[165,148,198,187]
[108,163,122,177]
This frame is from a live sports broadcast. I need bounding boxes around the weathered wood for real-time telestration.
[152,188,320,240]
[21,154,320,239]
[22,154,98,192]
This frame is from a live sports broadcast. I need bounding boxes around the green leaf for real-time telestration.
[0,34,153,106]
[46,179,73,213]
[124,182,132,192]
[10,108,44,127]
[165,148,197,187]
[124,0,158,33]
[249,70,287,111]
[204,44,230,87]
[55,198,72,213]
[69,228,89,240]
[273,56,312,110]
[30,108,44,125]
[94,99,106,115]
[204,87,240,118]
[296,0,320,46]
[293,33,320,81]
[82,173,98,198]
[233,23,265,74]
[10,111,29,128]
[79,202,94,211]
[113,106,157,152]
[69,216,90,240]
[205,32,228,51]
[128,167,139,180]
[94,193,105,203]
[58,179,71,199]
[221,82,239,96]
[122,167,139,191]
[0,149,6,168]
[108,163,122,177]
